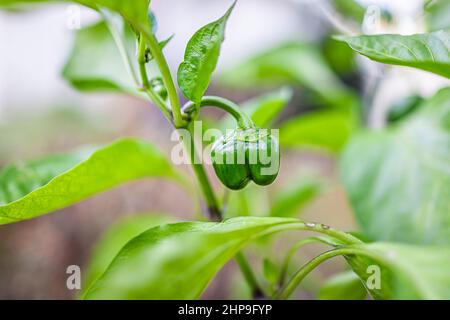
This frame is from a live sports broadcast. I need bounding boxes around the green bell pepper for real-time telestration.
[211,128,280,190]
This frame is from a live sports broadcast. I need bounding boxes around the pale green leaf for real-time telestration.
[219,88,293,131]
[336,30,450,78]
[340,88,450,244]
[425,0,450,31]
[220,42,349,103]
[347,242,450,299]
[62,20,138,93]
[280,109,356,153]
[318,271,367,300]
[0,1,151,31]
[0,138,184,225]
[83,214,174,290]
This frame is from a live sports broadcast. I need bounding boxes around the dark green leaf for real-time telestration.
[177,2,235,104]
[336,30,450,78]
[340,88,450,244]
[318,271,367,300]
[0,138,184,224]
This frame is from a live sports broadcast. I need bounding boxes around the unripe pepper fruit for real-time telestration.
[211,128,280,190]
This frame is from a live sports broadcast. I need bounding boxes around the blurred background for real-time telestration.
[0,0,449,299]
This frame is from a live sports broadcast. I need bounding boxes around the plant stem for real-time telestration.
[183,126,222,221]
[182,96,256,129]
[137,36,172,120]
[275,247,372,300]
[235,252,266,299]
[142,30,185,128]
[279,236,336,288]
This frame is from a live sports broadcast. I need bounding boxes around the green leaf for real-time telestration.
[271,176,325,217]
[318,271,367,300]
[0,1,151,30]
[425,0,450,31]
[220,42,349,103]
[347,242,450,299]
[336,30,450,78]
[62,20,138,93]
[332,0,366,24]
[280,109,356,153]
[263,258,280,287]
[219,88,293,131]
[83,214,173,290]
[0,138,184,225]
[340,88,450,245]
[177,2,235,104]
[83,217,298,299]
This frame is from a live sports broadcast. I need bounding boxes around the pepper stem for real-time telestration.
[182,96,256,129]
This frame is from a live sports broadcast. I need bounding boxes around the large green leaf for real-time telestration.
[83,214,173,290]
[340,88,450,244]
[83,217,360,299]
[220,42,349,103]
[336,30,450,78]
[0,138,184,224]
[347,242,450,299]
[177,2,235,104]
[62,20,138,93]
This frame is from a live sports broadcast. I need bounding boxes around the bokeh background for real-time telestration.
[0,0,449,299]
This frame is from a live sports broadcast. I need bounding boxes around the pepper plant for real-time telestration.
[1,0,450,300]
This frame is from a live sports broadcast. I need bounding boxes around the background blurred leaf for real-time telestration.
[270,176,325,217]
[332,0,366,25]
[83,214,174,290]
[177,2,234,104]
[219,88,293,131]
[263,257,280,291]
[220,42,350,103]
[336,30,450,78]
[322,37,357,76]
[347,242,450,299]
[0,0,151,30]
[83,217,308,299]
[425,0,450,31]
[0,138,185,225]
[280,109,356,153]
[318,270,367,300]
[340,88,450,244]
[62,20,139,94]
